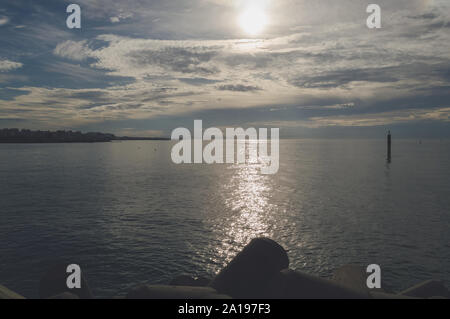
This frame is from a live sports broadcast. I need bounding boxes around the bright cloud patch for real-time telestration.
[0,59,23,72]
[0,16,9,26]
[54,41,94,61]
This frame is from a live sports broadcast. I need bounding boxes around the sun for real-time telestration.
[239,3,269,36]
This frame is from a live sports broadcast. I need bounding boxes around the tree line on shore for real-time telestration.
[0,128,116,142]
[0,128,170,143]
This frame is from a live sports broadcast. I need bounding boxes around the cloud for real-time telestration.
[408,12,439,20]
[217,84,262,92]
[289,63,450,89]
[0,16,9,26]
[43,61,131,85]
[53,41,94,61]
[29,15,450,129]
[110,12,133,23]
[1,0,450,134]
[261,107,450,129]
[178,77,221,85]
[0,82,206,129]
[309,107,450,127]
[128,46,219,75]
[0,59,23,72]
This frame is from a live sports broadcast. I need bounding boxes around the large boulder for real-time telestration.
[0,285,25,299]
[48,292,80,299]
[210,238,289,298]
[266,269,370,299]
[370,291,419,299]
[399,280,450,299]
[333,264,386,294]
[170,275,211,287]
[126,285,231,299]
[39,263,93,299]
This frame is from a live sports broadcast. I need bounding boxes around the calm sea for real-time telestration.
[1,139,449,298]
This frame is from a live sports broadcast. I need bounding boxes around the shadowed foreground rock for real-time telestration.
[333,265,386,294]
[126,285,231,299]
[0,285,25,299]
[266,269,370,299]
[1,238,449,299]
[210,238,289,298]
[399,280,450,298]
[39,263,93,299]
[170,275,211,287]
[48,292,80,299]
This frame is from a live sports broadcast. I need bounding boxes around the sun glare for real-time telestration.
[239,2,269,36]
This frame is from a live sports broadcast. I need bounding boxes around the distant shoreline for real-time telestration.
[0,128,170,143]
[0,137,170,143]
[0,138,170,143]
[0,138,170,144]
[114,137,170,141]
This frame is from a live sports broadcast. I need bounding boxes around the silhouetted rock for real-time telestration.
[210,238,289,298]
[333,264,386,294]
[0,284,25,299]
[195,277,211,287]
[1,238,447,299]
[266,269,369,299]
[170,275,195,286]
[126,285,231,299]
[48,292,79,299]
[170,275,211,287]
[399,280,450,298]
[370,291,421,300]
[370,291,419,299]
[39,263,93,299]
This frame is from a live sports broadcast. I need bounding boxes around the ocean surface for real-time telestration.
[1,139,449,298]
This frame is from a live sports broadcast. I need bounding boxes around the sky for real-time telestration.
[0,0,449,138]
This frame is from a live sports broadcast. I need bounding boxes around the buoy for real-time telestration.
[387,131,392,163]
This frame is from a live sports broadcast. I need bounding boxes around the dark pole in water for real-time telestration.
[387,131,392,163]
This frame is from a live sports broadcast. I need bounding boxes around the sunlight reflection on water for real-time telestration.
[207,142,277,271]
